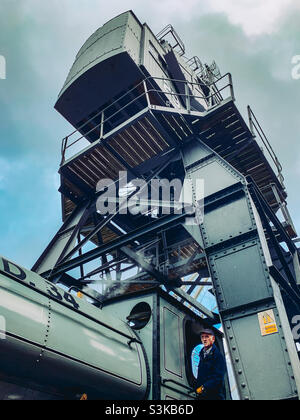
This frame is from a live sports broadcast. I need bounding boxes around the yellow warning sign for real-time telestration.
[258,310,279,337]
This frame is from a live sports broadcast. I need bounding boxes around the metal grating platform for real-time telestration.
[58,75,289,239]
[186,102,286,206]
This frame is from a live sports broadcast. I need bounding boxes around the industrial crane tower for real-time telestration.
[27,11,300,400]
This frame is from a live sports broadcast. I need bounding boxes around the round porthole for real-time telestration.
[127,302,152,330]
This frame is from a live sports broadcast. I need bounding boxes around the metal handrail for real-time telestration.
[156,24,185,56]
[247,105,285,187]
[63,85,215,152]
[185,56,204,73]
[260,183,296,234]
[65,73,231,138]
[60,73,234,164]
[68,286,103,307]
[162,379,195,394]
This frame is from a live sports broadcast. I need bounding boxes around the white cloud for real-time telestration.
[16,0,209,38]
[14,0,300,49]
[208,0,300,36]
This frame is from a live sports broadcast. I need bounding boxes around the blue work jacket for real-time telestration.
[196,344,226,400]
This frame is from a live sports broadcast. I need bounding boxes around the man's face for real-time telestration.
[201,333,215,349]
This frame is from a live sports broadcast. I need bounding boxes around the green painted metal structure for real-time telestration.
[181,140,300,399]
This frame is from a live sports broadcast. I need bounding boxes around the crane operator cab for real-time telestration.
[100,286,231,400]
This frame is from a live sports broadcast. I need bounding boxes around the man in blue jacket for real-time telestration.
[196,328,226,400]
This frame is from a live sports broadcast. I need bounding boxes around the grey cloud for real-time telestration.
[175,11,300,231]
[0,2,299,268]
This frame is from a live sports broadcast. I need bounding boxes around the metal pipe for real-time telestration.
[68,286,103,307]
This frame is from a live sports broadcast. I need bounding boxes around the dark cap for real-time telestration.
[200,328,215,336]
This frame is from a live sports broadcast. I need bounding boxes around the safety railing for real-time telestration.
[260,182,296,235]
[247,105,285,187]
[156,24,186,56]
[60,73,235,165]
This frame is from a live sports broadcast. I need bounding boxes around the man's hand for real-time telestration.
[196,386,205,395]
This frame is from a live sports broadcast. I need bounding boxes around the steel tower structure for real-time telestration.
[32,11,300,400]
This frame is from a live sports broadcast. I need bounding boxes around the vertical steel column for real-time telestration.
[181,138,300,400]
[185,82,191,114]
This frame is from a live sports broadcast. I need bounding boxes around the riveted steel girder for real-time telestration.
[181,138,300,401]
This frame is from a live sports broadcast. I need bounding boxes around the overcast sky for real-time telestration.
[0,0,299,268]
